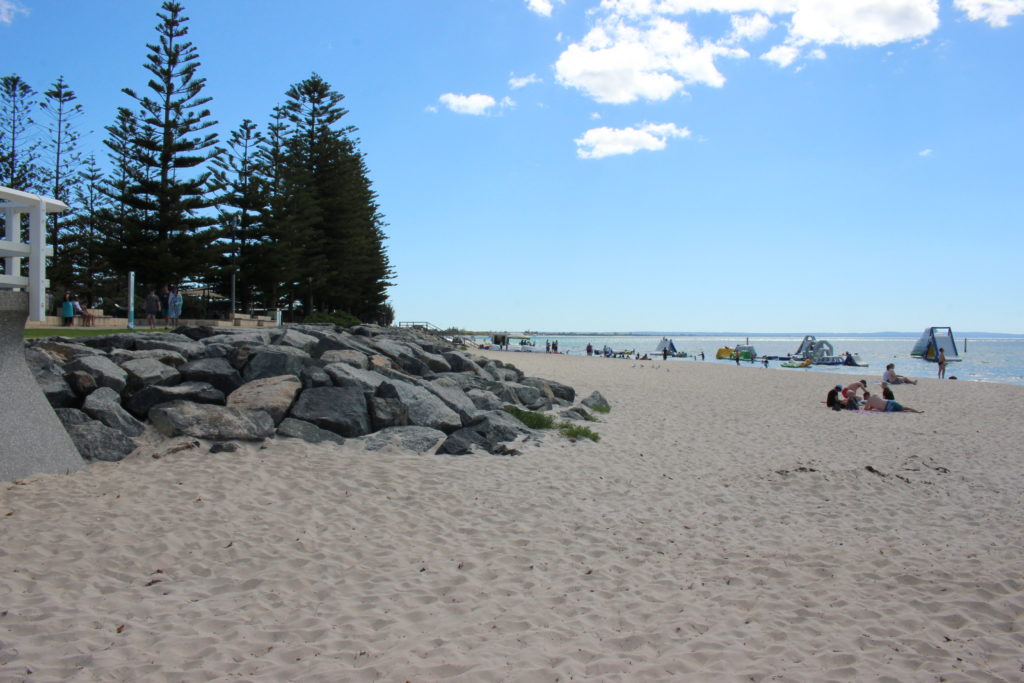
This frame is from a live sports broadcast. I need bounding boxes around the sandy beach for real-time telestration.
[2,352,1023,681]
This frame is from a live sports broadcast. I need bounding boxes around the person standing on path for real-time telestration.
[145,290,161,329]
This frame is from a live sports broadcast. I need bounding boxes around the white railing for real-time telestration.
[0,186,67,322]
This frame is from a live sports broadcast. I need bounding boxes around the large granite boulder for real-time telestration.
[241,347,309,383]
[33,366,78,408]
[424,377,480,423]
[179,357,243,396]
[149,401,275,441]
[132,335,205,360]
[288,386,371,438]
[82,386,146,437]
[120,357,181,391]
[387,380,462,433]
[275,417,346,445]
[272,328,319,354]
[109,348,187,368]
[31,339,101,362]
[360,426,447,453]
[125,381,225,419]
[227,375,302,425]
[582,391,610,411]
[65,355,128,394]
[320,349,369,369]
[65,420,138,462]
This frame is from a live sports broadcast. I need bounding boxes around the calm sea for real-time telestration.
[482,334,1024,386]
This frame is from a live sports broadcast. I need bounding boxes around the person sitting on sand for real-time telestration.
[826,385,856,411]
[880,381,895,400]
[862,391,923,413]
[842,380,867,400]
[883,363,917,385]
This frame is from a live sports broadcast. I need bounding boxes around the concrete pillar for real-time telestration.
[0,290,86,481]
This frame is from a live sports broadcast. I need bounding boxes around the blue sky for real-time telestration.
[3,0,1022,333]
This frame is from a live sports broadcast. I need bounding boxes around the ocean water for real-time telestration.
[483,334,1024,386]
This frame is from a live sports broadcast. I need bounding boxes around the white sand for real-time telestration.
[2,353,1023,681]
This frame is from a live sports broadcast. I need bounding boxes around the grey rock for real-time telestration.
[31,339,102,362]
[368,395,410,431]
[179,357,243,396]
[65,420,137,462]
[467,388,504,411]
[560,406,594,422]
[323,362,386,392]
[361,426,447,453]
[300,365,333,388]
[425,377,480,424]
[54,407,92,427]
[109,348,187,368]
[32,366,78,408]
[437,428,490,455]
[149,401,275,441]
[241,348,308,383]
[275,417,346,445]
[120,357,181,391]
[65,369,98,397]
[125,381,225,419]
[388,380,462,433]
[581,391,610,411]
[227,375,302,425]
[83,386,146,437]
[65,355,128,394]
[209,442,240,454]
[289,386,371,438]
[464,410,536,447]
[77,333,140,353]
[273,328,319,354]
[132,335,206,360]
[203,330,272,347]
[320,349,369,369]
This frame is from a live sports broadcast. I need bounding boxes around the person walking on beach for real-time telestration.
[735,346,741,365]
[863,391,923,413]
[937,348,947,379]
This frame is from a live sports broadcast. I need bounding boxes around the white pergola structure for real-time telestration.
[0,186,67,322]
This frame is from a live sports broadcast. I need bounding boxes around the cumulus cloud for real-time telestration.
[555,15,747,103]
[439,93,498,115]
[526,0,562,17]
[919,148,933,156]
[0,0,28,24]
[556,0,947,100]
[575,122,691,158]
[726,12,774,43]
[761,43,800,66]
[509,73,542,89]
[955,0,1024,27]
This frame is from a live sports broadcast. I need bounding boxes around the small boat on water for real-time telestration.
[911,326,961,362]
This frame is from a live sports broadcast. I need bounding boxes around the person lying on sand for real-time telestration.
[862,391,923,413]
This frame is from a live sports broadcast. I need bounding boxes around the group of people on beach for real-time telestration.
[825,364,924,413]
[144,284,183,329]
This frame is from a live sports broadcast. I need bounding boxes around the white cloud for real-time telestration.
[955,0,1024,27]
[0,0,28,24]
[526,0,563,17]
[726,12,774,43]
[919,148,933,156]
[439,93,498,115]
[761,43,800,66]
[575,122,691,158]
[557,0,944,97]
[555,15,747,103]
[509,73,542,89]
